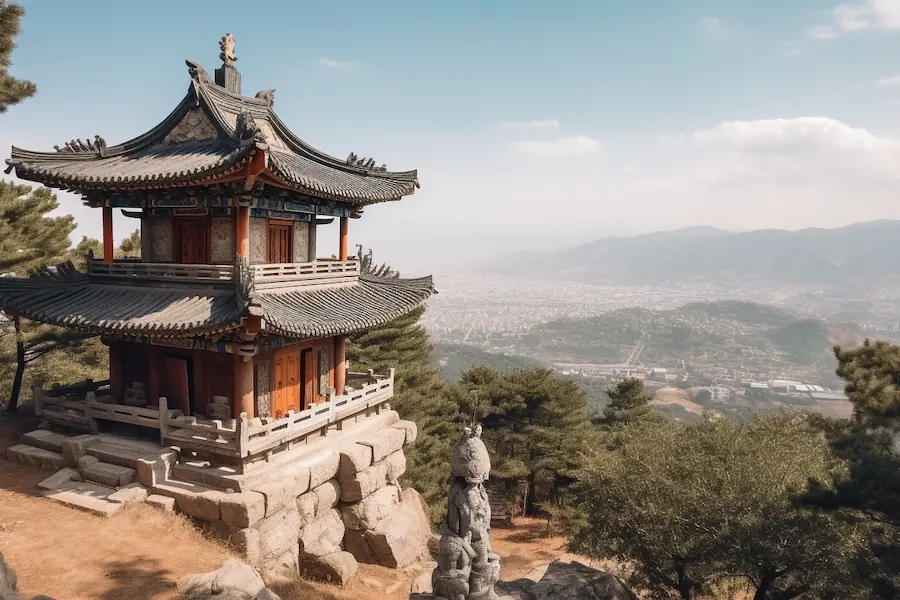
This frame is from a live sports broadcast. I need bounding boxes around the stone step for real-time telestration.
[5,444,66,471]
[20,430,70,453]
[172,461,242,491]
[81,461,136,488]
[37,467,81,491]
[42,480,122,517]
[85,442,158,470]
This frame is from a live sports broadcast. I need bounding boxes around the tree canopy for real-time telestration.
[451,366,596,515]
[0,1,35,113]
[568,414,863,600]
[800,340,900,597]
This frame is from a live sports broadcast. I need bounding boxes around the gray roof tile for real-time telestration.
[0,263,435,340]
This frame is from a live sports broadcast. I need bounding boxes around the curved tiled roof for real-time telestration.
[8,141,256,191]
[0,263,435,340]
[257,274,436,338]
[6,61,418,206]
[0,264,248,337]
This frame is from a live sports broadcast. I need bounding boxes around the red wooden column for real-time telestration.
[102,207,114,263]
[233,354,255,418]
[339,217,349,261]
[237,205,250,259]
[334,336,347,397]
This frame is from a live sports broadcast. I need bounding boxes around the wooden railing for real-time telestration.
[88,258,234,284]
[250,259,359,291]
[85,257,359,289]
[164,369,394,459]
[34,369,395,460]
[34,386,184,441]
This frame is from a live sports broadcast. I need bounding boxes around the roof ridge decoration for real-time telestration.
[54,136,108,156]
[219,33,237,67]
[254,89,275,107]
[235,111,268,146]
[186,60,214,107]
[345,152,388,173]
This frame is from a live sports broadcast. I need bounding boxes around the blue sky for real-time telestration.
[5,0,900,272]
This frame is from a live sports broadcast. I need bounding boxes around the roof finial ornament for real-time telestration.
[219,33,237,67]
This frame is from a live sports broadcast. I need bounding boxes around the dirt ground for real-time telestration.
[652,387,705,414]
[0,415,578,600]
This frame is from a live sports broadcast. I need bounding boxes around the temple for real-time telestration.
[0,35,436,580]
[2,32,433,442]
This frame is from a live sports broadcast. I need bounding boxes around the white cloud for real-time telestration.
[697,16,731,41]
[499,119,560,129]
[690,117,898,153]
[319,58,357,69]
[808,0,900,39]
[511,135,603,156]
[877,74,900,86]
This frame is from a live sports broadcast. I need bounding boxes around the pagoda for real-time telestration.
[0,34,435,464]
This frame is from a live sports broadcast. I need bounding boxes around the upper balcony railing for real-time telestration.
[86,257,359,289]
[88,259,235,284]
[250,259,359,290]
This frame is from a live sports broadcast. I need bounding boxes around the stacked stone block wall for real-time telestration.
[175,413,428,584]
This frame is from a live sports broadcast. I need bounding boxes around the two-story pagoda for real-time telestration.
[0,35,434,443]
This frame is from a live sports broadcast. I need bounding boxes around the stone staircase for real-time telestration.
[5,429,167,516]
[4,409,406,523]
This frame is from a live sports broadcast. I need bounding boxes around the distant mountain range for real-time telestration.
[485,220,900,285]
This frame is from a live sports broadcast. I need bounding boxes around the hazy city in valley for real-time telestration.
[4,2,900,600]
[421,221,900,421]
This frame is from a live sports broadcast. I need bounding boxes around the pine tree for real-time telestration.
[453,366,597,516]
[0,1,35,113]
[119,229,141,257]
[569,414,863,600]
[595,377,662,429]
[346,248,462,522]
[0,181,95,412]
[800,340,900,597]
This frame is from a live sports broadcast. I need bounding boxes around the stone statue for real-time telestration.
[432,424,501,600]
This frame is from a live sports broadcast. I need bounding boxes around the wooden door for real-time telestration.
[301,348,315,408]
[175,219,210,264]
[160,356,191,416]
[267,222,292,263]
[273,355,285,418]
[272,348,301,418]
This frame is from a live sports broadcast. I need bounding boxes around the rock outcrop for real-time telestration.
[496,560,638,600]
[177,559,281,600]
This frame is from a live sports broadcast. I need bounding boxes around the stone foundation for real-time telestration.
[194,417,429,583]
[5,410,428,586]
